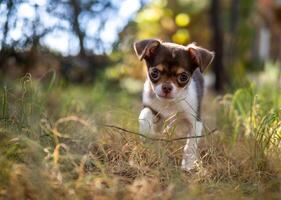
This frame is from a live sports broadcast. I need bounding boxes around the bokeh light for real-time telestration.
[175,13,190,27]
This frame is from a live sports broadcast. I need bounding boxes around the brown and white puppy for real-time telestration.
[134,39,214,171]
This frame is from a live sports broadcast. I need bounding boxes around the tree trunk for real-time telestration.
[71,0,86,57]
[1,0,13,50]
[227,0,239,67]
[0,0,13,72]
[210,0,225,92]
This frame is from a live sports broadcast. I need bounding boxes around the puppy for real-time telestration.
[133,39,214,171]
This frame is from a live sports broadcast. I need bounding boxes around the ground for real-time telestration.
[0,69,280,200]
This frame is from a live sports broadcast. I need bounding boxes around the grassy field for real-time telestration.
[0,67,280,200]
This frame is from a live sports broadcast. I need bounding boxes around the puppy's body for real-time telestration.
[134,39,214,170]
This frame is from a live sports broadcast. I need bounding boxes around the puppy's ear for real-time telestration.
[187,44,215,72]
[134,39,161,61]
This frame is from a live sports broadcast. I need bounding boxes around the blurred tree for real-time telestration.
[46,0,117,56]
[229,0,239,54]
[0,0,49,75]
[0,0,119,55]
[0,0,126,81]
[225,0,256,89]
[210,0,225,92]
[1,0,14,50]
[0,0,48,51]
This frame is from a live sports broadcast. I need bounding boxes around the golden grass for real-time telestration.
[0,75,280,200]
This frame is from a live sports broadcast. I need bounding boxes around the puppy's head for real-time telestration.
[134,39,214,100]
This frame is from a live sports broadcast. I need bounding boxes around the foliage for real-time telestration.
[131,0,210,44]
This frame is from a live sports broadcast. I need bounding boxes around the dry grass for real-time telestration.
[0,73,280,200]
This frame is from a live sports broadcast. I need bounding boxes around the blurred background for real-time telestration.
[0,0,280,92]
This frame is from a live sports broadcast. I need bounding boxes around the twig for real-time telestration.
[49,115,218,142]
[102,124,217,142]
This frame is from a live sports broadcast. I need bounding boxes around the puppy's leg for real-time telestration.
[139,107,156,135]
[181,121,203,171]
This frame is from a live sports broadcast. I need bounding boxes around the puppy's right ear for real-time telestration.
[133,39,161,61]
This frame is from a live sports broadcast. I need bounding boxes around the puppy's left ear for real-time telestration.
[187,45,215,72]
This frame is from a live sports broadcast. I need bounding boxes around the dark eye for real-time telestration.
[150,68,160,80]
[177,72,189,84]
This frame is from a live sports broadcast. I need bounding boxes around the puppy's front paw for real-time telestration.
[181,159,197,171]
[139,108,155,135]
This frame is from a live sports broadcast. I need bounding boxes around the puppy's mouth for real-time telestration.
[156,93,175,100]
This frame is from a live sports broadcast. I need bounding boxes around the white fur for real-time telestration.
[139,78,203,171]
[139,107,156,135]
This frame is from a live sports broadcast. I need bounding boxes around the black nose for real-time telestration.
[162,83,172,94]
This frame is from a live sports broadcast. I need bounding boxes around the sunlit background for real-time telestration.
[0,0,143,55]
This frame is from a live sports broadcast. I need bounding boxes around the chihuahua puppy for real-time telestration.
[134,39,214,171]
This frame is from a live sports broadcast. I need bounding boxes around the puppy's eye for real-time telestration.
[177,72,189,84]
[150,68,160,80]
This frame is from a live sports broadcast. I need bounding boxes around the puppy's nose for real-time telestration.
[162,83,172,94]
